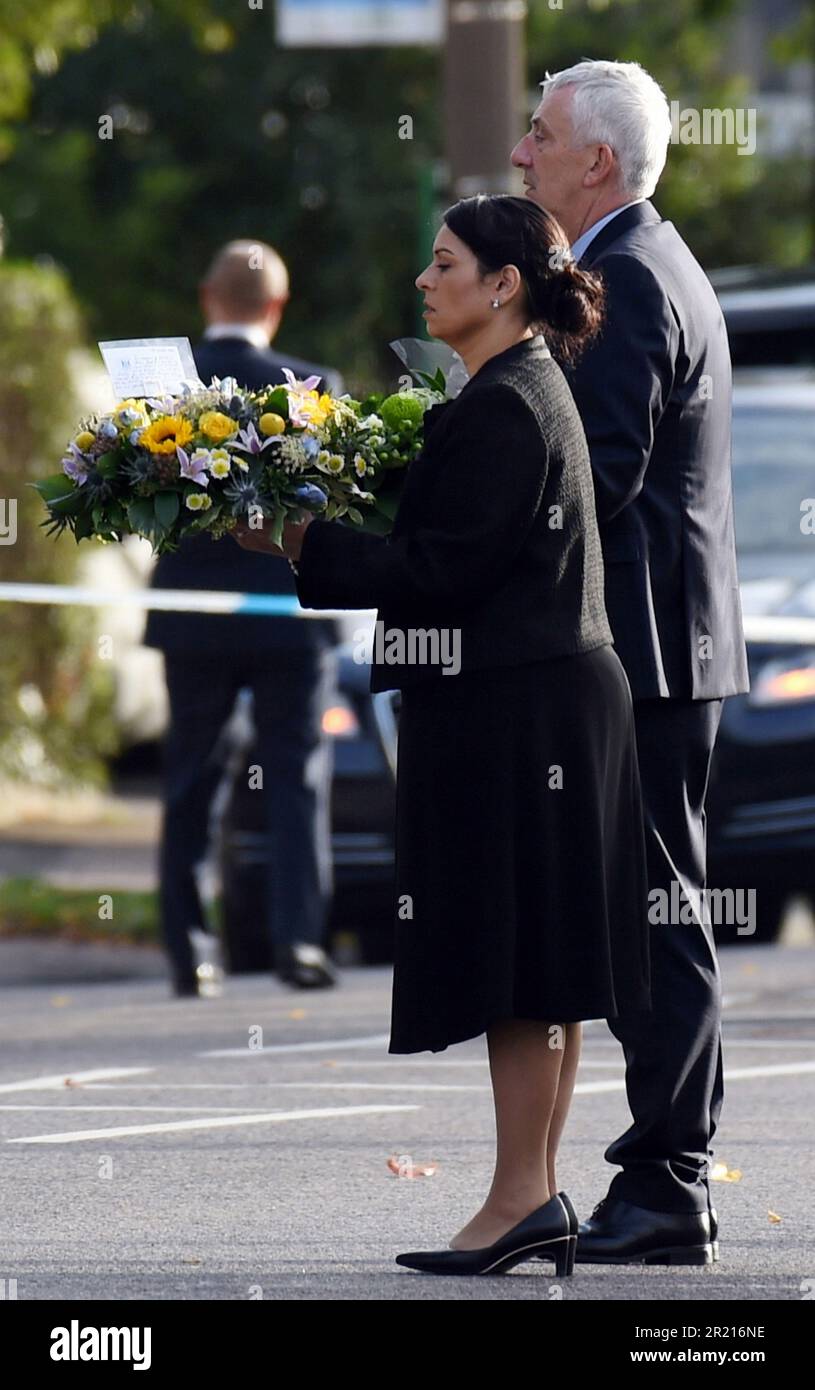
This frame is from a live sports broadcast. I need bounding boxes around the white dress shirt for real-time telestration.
[202,322,271,349]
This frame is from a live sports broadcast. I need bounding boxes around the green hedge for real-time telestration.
[0,877,159,944]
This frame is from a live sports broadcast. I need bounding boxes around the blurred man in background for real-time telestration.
[144,240,344,997]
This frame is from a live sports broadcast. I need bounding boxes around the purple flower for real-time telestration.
[233,422,277,456]
[62,442,90,484]
[177,446,209,485]
[62,454,89,484]
[282,368,322,394]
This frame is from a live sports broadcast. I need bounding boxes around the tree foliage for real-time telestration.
[0,0,811,392]
[0,261,118,784]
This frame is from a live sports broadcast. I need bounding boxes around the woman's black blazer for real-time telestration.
[294,333,613,692]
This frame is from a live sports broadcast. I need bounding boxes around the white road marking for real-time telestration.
[717,1061,815,1081]
[0,1067,152,1094]
[0,1104,374,1112]
[572,1059,815,1095]
[3,1061,813,1131]
[7,1103,420,1144]
[200,1034,390,1057]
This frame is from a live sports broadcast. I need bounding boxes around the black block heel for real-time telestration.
[551,1233,577,1277]
[395,1192,577,1276]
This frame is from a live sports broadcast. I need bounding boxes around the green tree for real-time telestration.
[0,5,439,392]
[0,260,117,785]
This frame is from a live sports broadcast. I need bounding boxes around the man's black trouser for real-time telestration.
[604,696,725,1214]
[156,648,336,983]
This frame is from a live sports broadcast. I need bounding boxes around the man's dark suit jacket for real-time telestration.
[564,200,749,701]
[294,334,614,693]
[143,336,343,659]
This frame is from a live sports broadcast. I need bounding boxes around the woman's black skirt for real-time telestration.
[387,644,652,1054]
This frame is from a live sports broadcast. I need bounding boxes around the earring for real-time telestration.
[491,299,501,309]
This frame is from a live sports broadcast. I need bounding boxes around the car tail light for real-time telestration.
[322,700,360,737]
[749,650,815,706]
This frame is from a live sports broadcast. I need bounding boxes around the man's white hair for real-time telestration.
[540,60,672,199]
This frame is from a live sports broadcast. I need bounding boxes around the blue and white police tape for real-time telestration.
[0,581,373,620]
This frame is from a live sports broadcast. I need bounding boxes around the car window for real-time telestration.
[732,407,815,552]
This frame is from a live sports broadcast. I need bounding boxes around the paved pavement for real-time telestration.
[0,939,812,1302]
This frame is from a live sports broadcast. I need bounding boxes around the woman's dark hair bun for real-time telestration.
[442,194,606,363]
[528,254,606,363]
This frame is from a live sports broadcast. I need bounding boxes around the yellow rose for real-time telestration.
[259,412,286,436]
[199,411,238,442]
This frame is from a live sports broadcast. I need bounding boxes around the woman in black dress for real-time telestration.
[234,195,651,1277]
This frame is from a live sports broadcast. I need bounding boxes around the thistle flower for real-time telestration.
[223,459,270,517]
[294,483,328,510]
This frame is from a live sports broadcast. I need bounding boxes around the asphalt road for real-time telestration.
[0,940,812,1303]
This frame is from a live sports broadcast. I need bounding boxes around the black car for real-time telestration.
[706,372,815,940]
[713,265,815,368]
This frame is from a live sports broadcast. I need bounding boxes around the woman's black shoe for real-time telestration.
[557,1190,579,1238]
[395,1193,576,1276]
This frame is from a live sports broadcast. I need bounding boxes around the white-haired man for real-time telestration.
[512,60,749,1265]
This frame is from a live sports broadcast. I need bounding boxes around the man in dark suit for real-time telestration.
[143,240,344,996]
[512,60,750,1263]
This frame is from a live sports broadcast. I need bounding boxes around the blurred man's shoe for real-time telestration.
[171,974,200,998]
[190,927,224,998]
[276,943,337,989]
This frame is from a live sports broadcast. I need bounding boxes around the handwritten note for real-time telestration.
[98,338,202,398]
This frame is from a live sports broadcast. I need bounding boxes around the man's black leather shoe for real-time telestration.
[575,1196,714,1265]
[276,943,337,989]
[710,1204,719,1261]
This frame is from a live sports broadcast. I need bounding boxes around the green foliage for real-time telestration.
[0,4,440,391]
[0,876,158,943]
[0,0,811,411]
[0,260,118,786]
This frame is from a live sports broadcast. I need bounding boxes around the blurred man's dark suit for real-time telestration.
[143,333,344,988]
[563,199,750,1219]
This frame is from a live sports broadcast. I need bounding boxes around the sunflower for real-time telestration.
[141,416,194,455]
